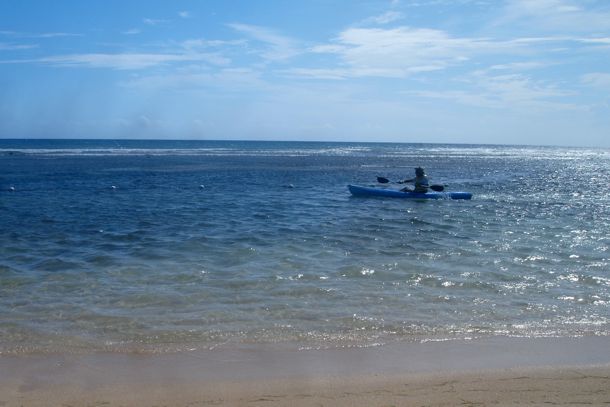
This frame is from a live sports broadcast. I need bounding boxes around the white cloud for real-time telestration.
[281,68,352,80]
[0,35,241,70]
[0,42,37,51]
[308,27,495,78]
[37,32,81,38]
[228,23,300,61]
[581,73,610,89]
[411,72,577,111]
[0,30,81,39]
[578,37,610,45]
[122,28,141,35]
[362,11,405,25]
[121,67,265,91]
[300,20,610,81]
[143,18,169,26]
[35,52,229,70]
[496,0,610,33]
[488,62,548,71]
[475,73,569,102]
[179,38,245,50]
[178,11,191,19]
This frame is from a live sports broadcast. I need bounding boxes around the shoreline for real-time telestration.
[2,336,610,406]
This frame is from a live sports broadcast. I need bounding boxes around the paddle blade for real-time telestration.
[430,185,444,192]
[377,176,390,183]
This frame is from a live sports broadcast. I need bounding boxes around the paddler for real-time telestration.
[400,167,430,192]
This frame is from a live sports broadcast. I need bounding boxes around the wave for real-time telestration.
[1,140,606,159]
[0,147,375,157]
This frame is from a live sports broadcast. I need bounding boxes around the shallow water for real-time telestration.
[1,140,609,353]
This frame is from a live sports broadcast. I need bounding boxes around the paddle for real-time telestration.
[376,176,445,192]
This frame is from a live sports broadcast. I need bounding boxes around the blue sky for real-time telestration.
[1,0,609,147]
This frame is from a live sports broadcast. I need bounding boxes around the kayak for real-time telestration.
[348,184,472,200]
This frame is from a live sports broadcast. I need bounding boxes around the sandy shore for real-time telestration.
[1,336,609,406]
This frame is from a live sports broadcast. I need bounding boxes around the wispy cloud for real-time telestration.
[122,28,141,35]
[487,62,548,71]
[299,22,610,81]
[178,11,191,19]
[27,51,230,70]
[361,11,405,25]
[0,34,243,70]
[0,42,37,51]
[121,67,265,91]
[143,18,169,26]
[0,30,81,39]
[403,0,490,6]
[578,37,610,45]
[41,53,193,70]
[307,27,495,79]
[179,38,246,50]
[281,68,353,80]
[37,32,81,38]
[411,72,576,111]
[495,0,610,32]
[581,72,610,89]
[229,23,300,61]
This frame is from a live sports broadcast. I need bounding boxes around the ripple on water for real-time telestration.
[1,142,609,353]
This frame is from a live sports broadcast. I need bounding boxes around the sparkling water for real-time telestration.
[1,140,608,353]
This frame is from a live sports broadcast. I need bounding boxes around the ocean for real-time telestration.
[1,140,609,354]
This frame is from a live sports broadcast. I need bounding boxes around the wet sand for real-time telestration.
[1,336,609,406]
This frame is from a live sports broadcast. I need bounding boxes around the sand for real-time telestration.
[1,336,609,406]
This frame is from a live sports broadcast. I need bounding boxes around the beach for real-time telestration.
[2,336,610,406]
[2,0,610,400]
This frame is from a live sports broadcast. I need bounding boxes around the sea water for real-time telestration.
[0,140,608,354]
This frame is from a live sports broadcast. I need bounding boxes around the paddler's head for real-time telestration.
[415,167,425,176]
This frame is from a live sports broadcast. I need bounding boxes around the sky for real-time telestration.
[0,0,609,147]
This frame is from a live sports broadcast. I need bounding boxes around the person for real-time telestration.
[400,167,429,192]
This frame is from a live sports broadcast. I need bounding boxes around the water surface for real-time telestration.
[1,140,608,353]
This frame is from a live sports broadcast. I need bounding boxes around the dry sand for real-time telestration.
[1,336,609,406]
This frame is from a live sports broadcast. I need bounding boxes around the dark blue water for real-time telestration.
[1,140,609,354]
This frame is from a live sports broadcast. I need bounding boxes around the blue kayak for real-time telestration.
[348,184,472,200]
